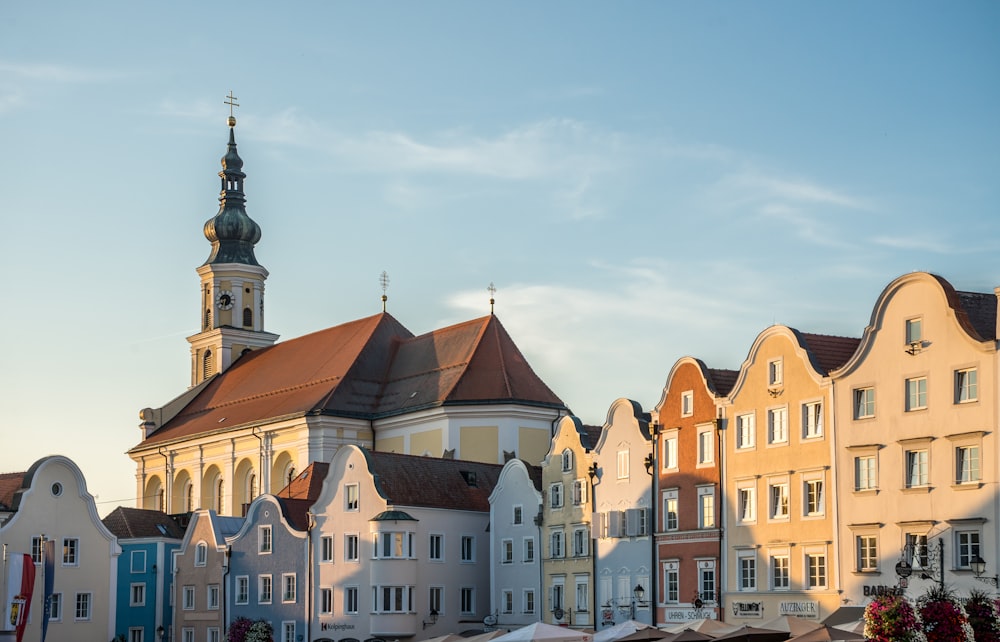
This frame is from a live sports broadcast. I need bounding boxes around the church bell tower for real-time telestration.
[187,95,278,386]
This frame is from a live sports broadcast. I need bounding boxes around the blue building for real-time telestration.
[103,507,185,642]
[227,493,309,642]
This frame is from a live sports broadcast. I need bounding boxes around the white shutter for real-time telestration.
[625,508,640,537]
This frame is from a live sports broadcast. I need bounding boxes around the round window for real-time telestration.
[51,482,63,496]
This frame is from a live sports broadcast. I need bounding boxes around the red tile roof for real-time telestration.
[275,462,329,501]
[364,450,506,513]
[795,331,862,374]
[102,506,186,539]
[0,472,27,511]
[134,313,565,450]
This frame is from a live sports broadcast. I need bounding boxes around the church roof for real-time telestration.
[134,312,565,449]
[102,506,186,540]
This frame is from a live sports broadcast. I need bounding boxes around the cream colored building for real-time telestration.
[0,455,121,642]
[721,326,858,624]
[832,272,998,603]
[129,118,566,518]
[540,415,601,629]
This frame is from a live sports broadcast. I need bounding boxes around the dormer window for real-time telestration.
[681,391,694,417]
[561,449,573,472]
[906,318,922,344]
[768,359,783,386]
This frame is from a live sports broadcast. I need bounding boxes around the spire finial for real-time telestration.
[487,282,496,315]
[225,90,239,127]
[380,271,390,312]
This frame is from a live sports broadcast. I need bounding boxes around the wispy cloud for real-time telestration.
[0,61,124,83]
[872,235,956,254]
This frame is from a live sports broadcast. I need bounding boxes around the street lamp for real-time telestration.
[156,625,165,640]
[631,584,645,619]
[971,556,999,587]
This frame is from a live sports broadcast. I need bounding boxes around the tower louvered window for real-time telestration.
[203,350,214,379]
[243,307,252,327]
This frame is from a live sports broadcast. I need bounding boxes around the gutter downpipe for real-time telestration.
[716,412,725,622]
[307,512,315,642]
[649,420,659,628]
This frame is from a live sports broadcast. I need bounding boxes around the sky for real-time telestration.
[1,2,998,516]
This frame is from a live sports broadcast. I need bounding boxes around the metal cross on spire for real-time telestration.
[225,91,239,126]
[488,282,496,315]
[380,271,390,312]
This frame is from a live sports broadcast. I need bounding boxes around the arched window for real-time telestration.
[158,489,165,512]
[561,449,574,472]
[184,482,193,512]
[204,308,212,330]
[203,350,213,380]
[243,307,253,327]
[248,473,257,500]
[216,478,224,513]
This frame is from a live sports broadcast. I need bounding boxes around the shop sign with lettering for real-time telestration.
[778,601,819,619]
[731,601,764,618]
[662,608,718,621]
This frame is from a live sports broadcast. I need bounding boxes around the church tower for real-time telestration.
[186,103,278,387]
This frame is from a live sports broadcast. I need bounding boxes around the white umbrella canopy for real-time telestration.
[759,616,823,636]
[593,620,649,642]
[492,622,594,642]
[661,619,735,635]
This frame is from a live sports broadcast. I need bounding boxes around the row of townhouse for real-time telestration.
[488,270,998,632]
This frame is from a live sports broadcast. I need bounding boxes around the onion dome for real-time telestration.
[202,117,262,266]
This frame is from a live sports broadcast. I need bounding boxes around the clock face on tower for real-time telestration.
[216,289,234,310]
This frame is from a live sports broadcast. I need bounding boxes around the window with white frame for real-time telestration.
[617,451,629,479]
[31,537,43,565]
[956,530,981,568]
[956,445,981,484]
[573,528,588,557]
[736,413,755,449]
[549,482,564,509]
[854,453,878,491]
[805,551,827,588]
[460,587,475,615]
[194,542,206,567]
[768,407,788,444]
[737,485,756,523]
[182,586,195,610]
[208,629,220,642]
[259,525,272,554]
[321,535,333,563]
[345,483,359,511]
[208,584,220,610]
[906,377,928,411]
[376,586,413,613]
[523,537,535,563]
[182,629,194,642]
[502,589,514,614]
[738,551,756,591]
[770,553,790,590]
[550,582,564,612]
[376,531,414,559]
[49,593,62,621]
[502,539,513,564]
[955,368,978,403]
[513,505,523,525]
[856,535,878,572]
[663,561,679,603]
[906,317,922,344]
[235,576,249,605]
[905,449,929,488]
[561,449,573,472]
[662,431,678,470]
[524,589,535,614]
[802,401,823,438]
[854,387,875,419]
[698,561,716,602]
[258,575,272,604]
[698,486,715,529]
[429,586,443,614]
[281,622,295,642]
[63,538,79,566]
[550,530,564,558]
[429,534,443,561]
[130,583,145,607]
[130,627,145,642]
[345,534,359,562]
[461,535,475,562]
[282,574,296,602]
[697,426,714,464]
[906,533,929,569]
[575,577,589,612]
[769,482,790,520]
[345,586,359,614]
[804,478,824,516]
[681,390,694,417]
[573,479,587,505]
[768,359,783,386]
[663,489,679,531]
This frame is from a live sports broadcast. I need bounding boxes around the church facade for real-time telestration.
[128,115,568,518]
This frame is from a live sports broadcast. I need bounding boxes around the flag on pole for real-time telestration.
[4,553,36,642]
[41,540,55,642]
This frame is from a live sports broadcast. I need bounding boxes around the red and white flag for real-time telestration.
[4,553,35,642]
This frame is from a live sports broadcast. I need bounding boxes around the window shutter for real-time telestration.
[625,509,640,537]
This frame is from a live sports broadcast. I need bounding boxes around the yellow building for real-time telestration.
[541,415,601,628]
[721,326,858,624]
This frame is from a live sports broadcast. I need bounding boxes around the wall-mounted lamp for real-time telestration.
[422,608,439,629]
[643,454,653,476]
[587,463,598,481]
[905,340,924,355]
[152,563,157,574]
[157,625,165,640]
[971,556,999,587]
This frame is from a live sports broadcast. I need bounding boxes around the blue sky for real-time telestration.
[1,2,998,514]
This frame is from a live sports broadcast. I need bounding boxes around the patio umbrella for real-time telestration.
[593,620,649,642]
[786,626,864,642]
[759,616,823,637]
[829,620,865,636]
[615,629,672,642]
[712,625,790,642]
[663,630,715,642]
[491,622,594,642]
